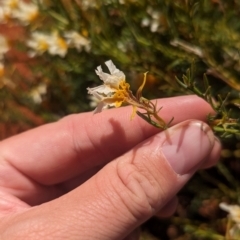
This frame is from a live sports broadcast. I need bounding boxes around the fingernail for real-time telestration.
[161,121,215,175]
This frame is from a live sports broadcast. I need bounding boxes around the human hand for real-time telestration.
[0,95,221,240]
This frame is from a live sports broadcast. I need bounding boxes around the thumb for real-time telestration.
[2,120,220,240]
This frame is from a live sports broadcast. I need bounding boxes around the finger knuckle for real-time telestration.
[115,156,166,219]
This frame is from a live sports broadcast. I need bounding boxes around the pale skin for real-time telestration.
[0,95,221,240]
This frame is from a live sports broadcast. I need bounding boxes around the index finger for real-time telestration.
[0,95,213,186]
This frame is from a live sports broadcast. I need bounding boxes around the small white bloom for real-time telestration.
[142,7,161,32]
[117,41,127,52]
[64,31,91,52]
[141,17,150,27]
[1,0,19,9]
[47,32,68,57]
[29,83,47,104]
[0,35,9,60]
[81,0,97,10]
[0,6,12,23]
[150,20,159,32]
[0,0,18,22]
[219,202,240,238]
[219,202,240,223]
[11,1,39,25]
[27,32,50,57]
[27,32,68,58]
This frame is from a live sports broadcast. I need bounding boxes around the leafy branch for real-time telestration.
[176,62,240,138]
[136,99,174,130]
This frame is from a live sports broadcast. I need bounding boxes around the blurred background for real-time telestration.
[0,0,240,239]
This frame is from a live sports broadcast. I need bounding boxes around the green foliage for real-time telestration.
[176,61,240,139]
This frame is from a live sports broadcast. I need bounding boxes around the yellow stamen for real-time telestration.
[118,80,130,91]
[9,0,18,9]
[28,11,39,22]
[82,29,89,37]
[57,37,67,50]
[39,40,49,51]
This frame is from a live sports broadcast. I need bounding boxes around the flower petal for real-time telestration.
[95,60,125,88]
[87,85,116,96]
[94,101,105,113]
[105,60,118,74]
[95,66,111,82]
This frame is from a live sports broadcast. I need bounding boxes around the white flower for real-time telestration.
[141,17,150,27]
[117,41,127,52]
[0,0,18,23]
[87,60,127,113]
[81,0,97,10]
[219,202,240,223]
[0,0,38,24]
[141,7,161,32]
[27,32,50,57]
[1,0,19,9]
[0,6,12,23]
[47,32,68,57]
[11,1,39,25]
[27,32,68,58]
[64,31,91,52]
[219,202,240,238]
[0,35,9,60]
[29,83,47,104]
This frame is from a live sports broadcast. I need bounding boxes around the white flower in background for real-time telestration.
[0,6,12,23]
[11,1,39,25]
[47,32,68,57]
[29,83,47,104]
[27,32,50,57]
[219,202,240,238]
[141,6,161,32]
[0,35,9,60]
[81,0,97,10]
[27,32,68,57]
[64,31,91,52]
[0,0,38,24]
[220,202,240,223]
[141,17,150,27]
[117,41,127,52]
[1,0,19,9]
